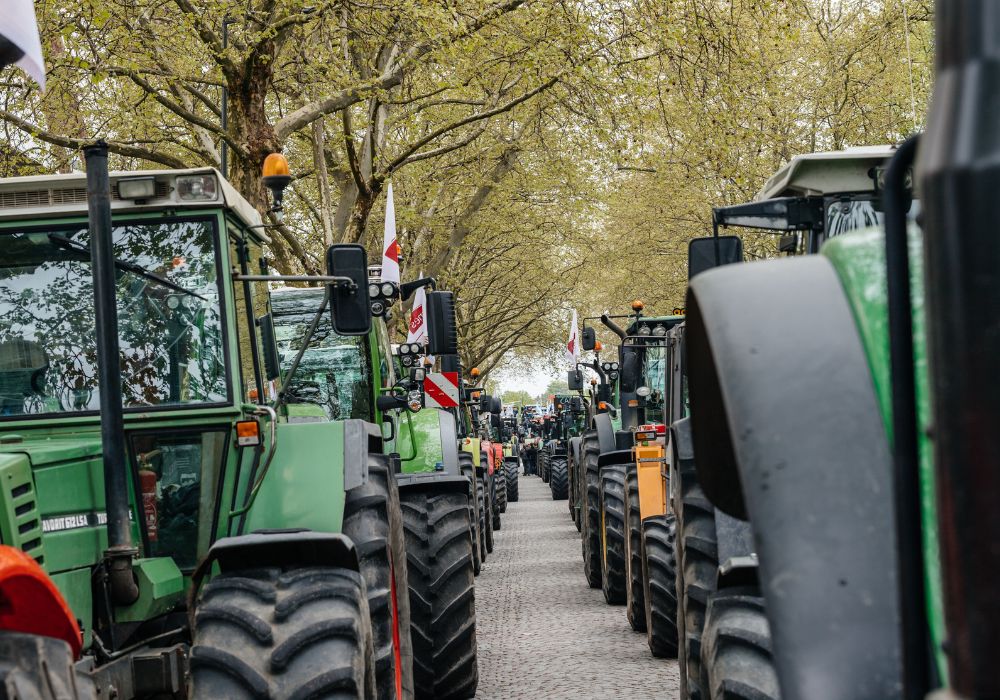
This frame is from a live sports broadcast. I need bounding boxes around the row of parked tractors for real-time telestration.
[0,146,522,698]
[534,6,1000,696]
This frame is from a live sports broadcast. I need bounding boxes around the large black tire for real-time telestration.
[459,453,482,576]
[347,454,414,699]
[475,476,488,564]
[190,566,376,699]
[495,466,508,514]
[641,515,679,658]
[399,487,479,700]
[599,462,627,605]
[624,463,646,632]
[702,589,779,700]
[539,450,549,483]
[581,433,602,588]
[504,459,519,503]
[571,448,582,531]
[481,475,495,554]
[0,632,96,699]
[549,456,568,500]
[490,473,501,531]
[674,459,718,698]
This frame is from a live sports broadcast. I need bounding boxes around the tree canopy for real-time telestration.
[1,0,933,384]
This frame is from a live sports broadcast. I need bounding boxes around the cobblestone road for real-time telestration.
[474,474,680,699]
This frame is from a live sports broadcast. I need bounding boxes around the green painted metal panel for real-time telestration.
[50,568,92,646]
[400,409,445,474]
[822,226,945,681]
[242,421,346,534]
[115,557,185,623]
[0,452,45,564]
[461,437,481,466]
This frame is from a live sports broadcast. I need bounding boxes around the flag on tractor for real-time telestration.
[1,0,46,89]
[565,309,579,366]
[381,182,400,284]
[407,281,434,365]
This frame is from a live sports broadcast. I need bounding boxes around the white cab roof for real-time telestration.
[757,145,897,200]
[0,167,263,230]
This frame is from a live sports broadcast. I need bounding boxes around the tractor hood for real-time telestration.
[0,436,102,466]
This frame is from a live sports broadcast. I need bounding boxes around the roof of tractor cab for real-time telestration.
[757,145,896,200]
[0,167,264,235]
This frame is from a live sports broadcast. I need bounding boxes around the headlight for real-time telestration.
[611,362,620,370]
[601,362,611,371]
[381,282,395,297]
[402,355,414,367]
[117,176,156,200]
[636,386,652,397]
[176,174,218,201]
[371,300,385,316]
[609,371,619,380]
[638,325,652,336]
[653,324,667,336]
[368,283,381,297]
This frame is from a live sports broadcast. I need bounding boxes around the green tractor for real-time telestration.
[667,143,905,698]
[544,393,587,502]
[0,150,426,698]
[270,284,478,700]
[674,6,1000,687]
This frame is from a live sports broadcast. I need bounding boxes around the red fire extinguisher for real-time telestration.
[139,468,158,542]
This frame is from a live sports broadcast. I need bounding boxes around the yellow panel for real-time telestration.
[636,444,667,519]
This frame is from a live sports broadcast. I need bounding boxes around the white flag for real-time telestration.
[381,182,400,284]
[565,309,579,367]
[1,0,46,90]
[406,283,427,344]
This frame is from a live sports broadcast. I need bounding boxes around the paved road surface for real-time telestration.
[474,474,679,699]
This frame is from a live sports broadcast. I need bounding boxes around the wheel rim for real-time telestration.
[390,552,403,699]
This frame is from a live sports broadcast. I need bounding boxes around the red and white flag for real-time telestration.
[406,281,427,345]
[1,0,46,90]
[381,182,400,284]
[565,309,579,367]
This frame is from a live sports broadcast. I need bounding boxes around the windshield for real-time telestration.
[271,289,372,421]
[641,345,669,424]
[0,218,227,417]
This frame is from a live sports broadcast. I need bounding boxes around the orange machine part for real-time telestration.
[0,545,82,658]
[635,444,667,520]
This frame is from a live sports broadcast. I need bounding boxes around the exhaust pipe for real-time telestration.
[85,142,139,607]
[599,314,626,340]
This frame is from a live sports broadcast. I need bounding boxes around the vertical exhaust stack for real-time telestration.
[918,1,1000,693]
[85,142,139,607]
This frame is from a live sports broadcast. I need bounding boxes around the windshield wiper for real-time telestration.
[48,234,208,301]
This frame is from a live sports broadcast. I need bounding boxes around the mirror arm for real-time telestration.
[233,272,357,291]
[400,277,436,300]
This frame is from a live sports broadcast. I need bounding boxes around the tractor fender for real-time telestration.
[201,531,360,574]
[597,449,633,468]
[397,473,470,497]
[343,419,383,490]
[569,437,583,467]
[686,256,900,698]
[592,411,616,454]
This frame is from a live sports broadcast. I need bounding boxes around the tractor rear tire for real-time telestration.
[641,515,679,658]
[581,433,602,588]
[346,453,414,699]
[190,566,376,699]
[400,488,479,700]
[490,475,502,531]
[475,477,488,564]
[599,462,628,605]
[539,451,550,483]
[675,461,718,698]
[0,632,96,699]
[495,467,508,514]
[702,589,779,700]
[504,459,519,503]
[460,453,482,576]
[549,456,568,500]
[624,464,646,632]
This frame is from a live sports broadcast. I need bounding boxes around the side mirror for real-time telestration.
[582,326,596,351]
[567,369,583,391]
[688,235,743,281]
[426,291,458,355]
[479,394,492,413]
[257,314,281,381]
[326,244,372,335]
